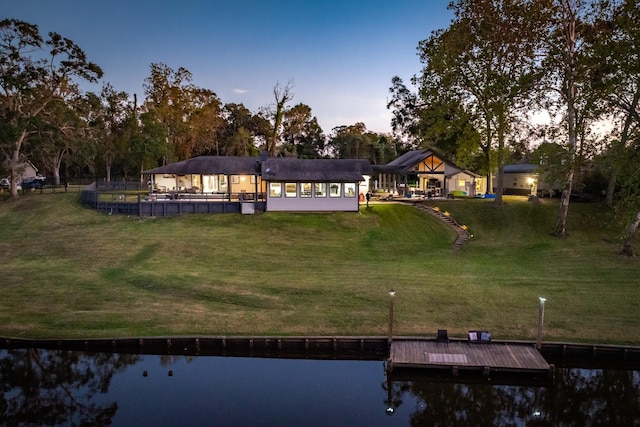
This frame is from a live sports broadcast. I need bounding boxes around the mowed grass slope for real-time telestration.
[0,193,638,344]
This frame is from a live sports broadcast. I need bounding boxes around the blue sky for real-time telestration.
[5,1,454,134]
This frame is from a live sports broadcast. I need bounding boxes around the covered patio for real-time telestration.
[143,156,266,203]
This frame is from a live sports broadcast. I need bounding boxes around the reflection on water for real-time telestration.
[1,348,639,426]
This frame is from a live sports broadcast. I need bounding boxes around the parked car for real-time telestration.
[0,178,21,191]
[22,177,46,190]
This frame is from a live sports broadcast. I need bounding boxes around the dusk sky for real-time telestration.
[4,1,454,134]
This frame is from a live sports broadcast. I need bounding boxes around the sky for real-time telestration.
[4,0,454,134]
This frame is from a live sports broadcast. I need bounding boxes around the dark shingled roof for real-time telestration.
[372,149,450,174]
[143,156,261,175]
[261,158,373,181]
[371,148,481,177]
[504,163,539,173]
[386,150,434,169]
[143,156,373,181]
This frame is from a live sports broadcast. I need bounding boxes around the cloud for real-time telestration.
[233,88,248,94]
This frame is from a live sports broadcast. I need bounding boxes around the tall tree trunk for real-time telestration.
[553,0,578,238]
[554,168,574,236]
[621,210,640,256]
[9,131,28,199]
[606,85,640,207]
[52,149,65,187]
[484,119,493,195]
[267,81,294,157]
[493,111,506,206]
[605,168,616,207]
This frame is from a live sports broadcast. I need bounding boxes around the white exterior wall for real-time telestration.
[267,196,359,212]
[447,171,480,196]
[503,172,538,195]
[266,181,361,212]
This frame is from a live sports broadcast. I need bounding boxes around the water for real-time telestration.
[1,348,639,426]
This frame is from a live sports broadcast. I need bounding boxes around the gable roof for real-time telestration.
[261,158,373,181]
[372,149,465,174]
[143,156,261,175]
[446,169,483,179]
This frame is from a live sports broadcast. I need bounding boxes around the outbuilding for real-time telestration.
[262,157,372,212]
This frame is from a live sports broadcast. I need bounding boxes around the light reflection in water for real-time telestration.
[1,349,639,426]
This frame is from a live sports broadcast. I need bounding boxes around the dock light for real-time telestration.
[388,289,396,346]
[536,297,547,350]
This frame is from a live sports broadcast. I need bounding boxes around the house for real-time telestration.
[372,149,487,197]
[2,159,41,183]
[142,155,373,212]
[502,164,539,196]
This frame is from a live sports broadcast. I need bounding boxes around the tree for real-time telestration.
[225,127,257,156]
[29,84,85,186]
[216,102,265,156]
[143,63,224,161]
[327,123,398,163]
[541,0,603,237]
[416,0,547,205]
[264,80,294,157]
[281,103,325,158]
[388,76,483,168]
[123,96,168,181]
[585,0,640,254]
[184,89,225,157]
[387,76,420,144]
[0,19,102,197]
[93,84,131,182]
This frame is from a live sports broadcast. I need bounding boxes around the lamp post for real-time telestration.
[388,289,396,346]
[536,297,546,350]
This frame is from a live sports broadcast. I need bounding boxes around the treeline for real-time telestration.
[0,20,405,193]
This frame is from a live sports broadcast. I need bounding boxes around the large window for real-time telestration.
[329,183,341,198]
[285,182,297,197]
[314,183,326,198]
[219,175,228,191]
[269,182,282,197]
[300,182,312,198]
[191,175,202,192]
[344,183,356,197]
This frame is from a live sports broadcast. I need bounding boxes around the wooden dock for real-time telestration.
[389,339,552,377]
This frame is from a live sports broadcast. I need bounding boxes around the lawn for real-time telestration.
[0,192,638,344]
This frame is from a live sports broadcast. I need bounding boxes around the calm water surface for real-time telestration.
[1,348,639,426]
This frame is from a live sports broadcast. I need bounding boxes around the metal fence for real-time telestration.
[80,186,267,217]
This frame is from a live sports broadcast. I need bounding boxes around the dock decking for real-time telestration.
[389,339,552,376]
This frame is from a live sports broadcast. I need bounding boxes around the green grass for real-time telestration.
[0,192,638,344]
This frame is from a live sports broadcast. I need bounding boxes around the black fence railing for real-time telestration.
[95,181,146,191]
[80,186,267,217]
